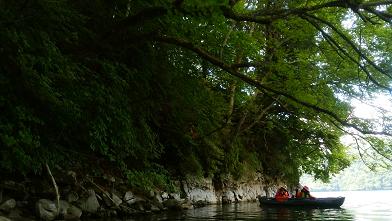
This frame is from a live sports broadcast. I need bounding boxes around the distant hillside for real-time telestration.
[301,161,392,191]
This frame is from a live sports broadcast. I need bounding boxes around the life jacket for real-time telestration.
[275,189,289,202]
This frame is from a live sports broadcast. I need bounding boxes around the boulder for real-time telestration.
[103,192,122,207]
[161,192,169,200]
[0,199,16,212]
[153,192,163,203]
[111,192,122,207]
[162,199,182,210]
[169,193,181,200]
[124,191,136,205]
[64,204,82,220]
[79,189,100,213]
[58,200,70,217]
[130,200,149,212]
[36,199,58,221]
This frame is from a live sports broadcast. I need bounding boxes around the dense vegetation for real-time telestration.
[1,0,392,191]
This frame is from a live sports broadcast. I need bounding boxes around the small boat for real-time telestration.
[259,196,345,208]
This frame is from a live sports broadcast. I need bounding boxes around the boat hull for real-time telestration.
[259,197,345,208]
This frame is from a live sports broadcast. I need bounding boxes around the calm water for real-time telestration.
[102,190,392,221]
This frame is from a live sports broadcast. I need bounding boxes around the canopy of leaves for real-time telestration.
[1,0,392,187]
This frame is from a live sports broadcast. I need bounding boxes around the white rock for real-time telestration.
[111,192,122,207]
[161,192,169,200]
[104,192,122,207]
[169,193,181,200]
[79,189,100,213]
[36,199,58,221]
[124,191,136,205]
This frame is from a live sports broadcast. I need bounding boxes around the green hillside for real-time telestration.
[302,161,392,191]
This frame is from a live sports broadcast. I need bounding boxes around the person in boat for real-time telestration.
[295,188,301,198]
[297,186,315,199]
[275,186,290,201]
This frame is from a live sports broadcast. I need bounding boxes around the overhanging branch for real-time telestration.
[301,15,392,92]
[156,35,392,136]
[305,13,392,81]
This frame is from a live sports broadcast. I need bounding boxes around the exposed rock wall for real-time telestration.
[0,172,285,220]
[182,173,279,205]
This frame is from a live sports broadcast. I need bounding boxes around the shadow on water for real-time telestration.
[90,202,355,221]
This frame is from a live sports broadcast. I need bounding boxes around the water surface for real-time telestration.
[99,190,392,221]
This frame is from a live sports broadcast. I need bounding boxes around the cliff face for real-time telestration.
[181,173,281,205]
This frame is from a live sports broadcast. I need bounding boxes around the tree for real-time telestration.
[1,0,392,187]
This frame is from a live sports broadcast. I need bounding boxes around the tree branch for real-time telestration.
[156,35,392,136]
[301,14,392,92]
[304,13,392,80]
[253,0,346,18]
[45,164,60,215]
[362,6,392,24]
[361,0,392,8]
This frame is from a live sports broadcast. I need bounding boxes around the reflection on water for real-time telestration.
[121,203,354,221]
[91,191,392,221]
[259,207,354,221]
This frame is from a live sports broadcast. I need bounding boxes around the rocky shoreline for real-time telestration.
[0,171,281,221]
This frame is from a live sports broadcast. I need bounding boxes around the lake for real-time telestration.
[102,190,392,220]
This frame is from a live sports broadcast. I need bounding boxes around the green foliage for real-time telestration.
[2,0,391,187]
[126,169,177,193]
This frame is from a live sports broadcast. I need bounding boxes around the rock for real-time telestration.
[180,199,193,210]
[162,199,182,210]
[151,198,164,211]
[0,199,16,212]
[58,200,70,217]
[124,191,136,205]
[36,199,58,221]
[57,200,82,219]
[150,204,161,212]
[148,190,155,199]
[0,216,11,221]
[169,193,181,200]
[193,200,208,208]
[130,200,149,212]
[119,205,137,215]
[111,192,122,207]
[66,191,79,203]
[153,192,163,203]
[64,204,82,220]
[161,192,169,200]
[182,178,218,204]
[103,192,122,207]
[79,189,100,213]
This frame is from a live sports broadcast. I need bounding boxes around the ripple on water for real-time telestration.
[88,191,392,221]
